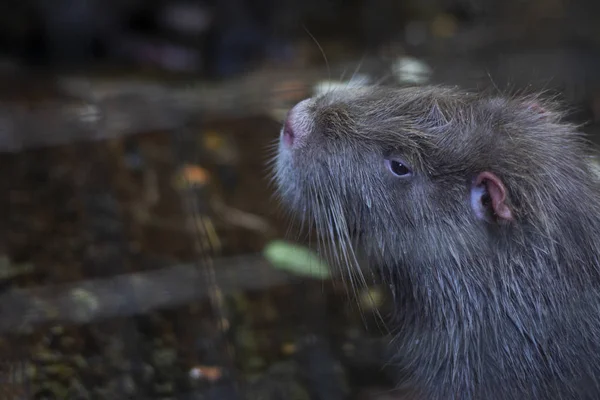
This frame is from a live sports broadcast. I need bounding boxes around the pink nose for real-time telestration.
[282,118,295,147]
[281,99,310,149]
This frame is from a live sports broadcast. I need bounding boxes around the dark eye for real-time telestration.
[386,159,412,177]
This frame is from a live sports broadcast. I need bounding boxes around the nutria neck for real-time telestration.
[383,208,600,335]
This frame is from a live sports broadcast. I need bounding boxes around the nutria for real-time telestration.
[271,85,600,399]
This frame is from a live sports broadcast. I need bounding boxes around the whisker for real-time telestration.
[302,24,330,84]
[339,67,348,83]
[348,53,367,84]
[373,70,395,87]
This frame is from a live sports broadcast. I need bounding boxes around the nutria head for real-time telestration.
[275,85,597,271]
[272,85,600,398]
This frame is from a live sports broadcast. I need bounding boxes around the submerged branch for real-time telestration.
[0,252,370,334]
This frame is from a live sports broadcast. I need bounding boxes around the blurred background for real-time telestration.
[1,0,600,398]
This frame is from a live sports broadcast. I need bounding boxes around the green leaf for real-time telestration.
[263,240,331,279]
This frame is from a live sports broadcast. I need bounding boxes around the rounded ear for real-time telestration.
[470,171,513,222]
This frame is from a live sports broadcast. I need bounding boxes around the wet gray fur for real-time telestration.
[272,85,600,399]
